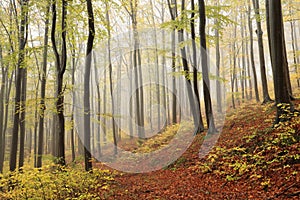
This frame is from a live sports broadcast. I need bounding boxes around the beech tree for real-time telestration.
[51,0,68,165]
[268,0,293,123]
[167,0,178,125]
[83,0,95,171]
[0,0,299,175]
[252,0,272,104]
[36,2,50,168]
[9,0,29,172]
[198,0,217,133]
[191,0,204,132]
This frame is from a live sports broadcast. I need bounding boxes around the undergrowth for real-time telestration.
[0,164,116,199]
[193,103,300,190]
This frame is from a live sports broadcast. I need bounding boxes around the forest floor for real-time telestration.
[95,100,300,200]
[0,100,299,200]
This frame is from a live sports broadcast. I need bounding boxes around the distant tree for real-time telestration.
[247,0,260,102]
[106,1,118,154]
[288,0,300,87]
[0,46,5,173]
[18,65,27,169]
[167,0,178,125]
[36,2,50,168]
[214,0,222,112]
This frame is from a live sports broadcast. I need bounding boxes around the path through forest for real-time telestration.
[95,102,300,199]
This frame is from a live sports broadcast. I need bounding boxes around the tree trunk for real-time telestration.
[19,67,27,169]
[177,0,202,134]
[198,0,217,133]
[106,1,118,155]
[129,0,145,138]
[268,0,293,123]
[160,2,168,128]
[0,46,7,172]
[215,0,222,113]
[191,0,204,132]
[241,13,248,100]
[51,0,67,165]
[167,0,178,125]
[252,0,272,103]
[70,44,77,162]
[289,8,300,87]
[37,3,50,168]
[248,0,260,102]
[93,52,101,157]
[10,0,29,172]
[245,14,253,100]
[83,0,95,171]
[150,0,161,132]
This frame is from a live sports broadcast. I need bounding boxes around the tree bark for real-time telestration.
[0,46,7,173]
[18,66,27,169]
[167,0,178,125]
[36,3,50,168]
[51,0,67,165]
[198,0,217,133]
[10,0,29,172]
[252,0,272,103]
[191,0,204,132]
[289,6,300,87]
[215,0,222,112]
[268,0,293,123]
[93,52,101,157]
[83,0,95,171]
[248,0,260,102]
[106,1,118,155]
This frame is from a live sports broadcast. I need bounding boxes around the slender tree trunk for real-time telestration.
[280,16,293,98]
[83,0,95,171]
[248,0,260,102]
[93,52,101,157]
[215,0,222,113]
[289,8,300,87]
[167,0,178,125]
[129,0,145,138]
[70,46,77,162]
[126,27,134,138]
[106,1,118,155]
[10,0,29,172]
[199,0,217,133]
[160,2,168,128]
[252,0,272,103]
[293,22,300,87]
[150,0,161,132]
[36,3,50,168]
[244,12,253,100]
[1,70,14,171]
[241,13,248,100]
[0,46,7,172]
[191,0,204,132]
[177,0,201,134]
[51,0,67,165]
[102,52,107,144]
[19,67,27,169]
[231,43,236,109]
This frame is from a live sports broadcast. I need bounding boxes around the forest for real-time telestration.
[0,0,299,199]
